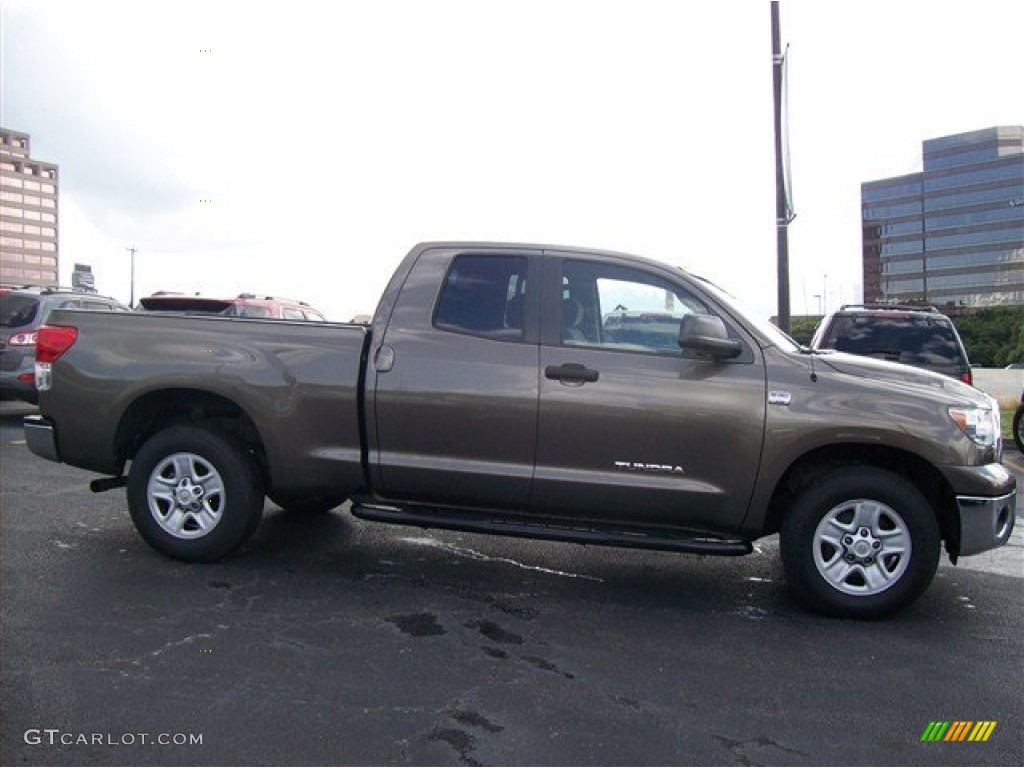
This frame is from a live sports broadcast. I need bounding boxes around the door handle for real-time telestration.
[545,363,599,383]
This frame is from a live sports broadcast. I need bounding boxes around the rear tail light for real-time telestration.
[34,326,77,393]
[961,370,973,386]
[35,326,78,364]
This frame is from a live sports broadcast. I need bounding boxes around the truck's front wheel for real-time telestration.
[127,426,264,562]
[781,467,940,618]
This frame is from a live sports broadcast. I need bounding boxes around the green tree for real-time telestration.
[788,315,823,347]
[953,307,1024,367]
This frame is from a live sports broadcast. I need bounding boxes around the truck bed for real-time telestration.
[37,309,371,498]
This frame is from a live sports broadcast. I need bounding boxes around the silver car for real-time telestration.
[0,286,130,403]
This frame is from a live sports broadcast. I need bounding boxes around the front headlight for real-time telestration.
[948,406,999,447]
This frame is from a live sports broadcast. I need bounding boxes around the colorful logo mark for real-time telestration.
[921,721,997,742]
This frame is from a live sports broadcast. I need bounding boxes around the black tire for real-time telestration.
[268,491,345,515]
[1013,404,1024,454]
[127,426,264,562]
[781,467,940,619]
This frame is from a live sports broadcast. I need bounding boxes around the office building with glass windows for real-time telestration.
[861,126,1023,308]
[0,128,59,287]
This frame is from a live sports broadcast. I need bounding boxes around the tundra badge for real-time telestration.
[615,462,685,475]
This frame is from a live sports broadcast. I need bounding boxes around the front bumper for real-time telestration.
[956,490,1016,556]
[23,414,60,463]
[941,462,1016,557]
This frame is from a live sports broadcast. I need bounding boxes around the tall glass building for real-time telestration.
[0,128,60,287]
[862,126,1023,308]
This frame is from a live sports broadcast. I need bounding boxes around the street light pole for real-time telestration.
[126,247,138,307]
[771,1,794,332]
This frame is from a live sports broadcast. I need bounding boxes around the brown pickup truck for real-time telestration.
[24,242,1016,618]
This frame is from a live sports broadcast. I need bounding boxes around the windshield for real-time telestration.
[0,295,40,328]
[693,276,801,353]
[824,315,964,366]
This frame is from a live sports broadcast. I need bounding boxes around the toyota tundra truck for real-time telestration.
[22,242,1016,618]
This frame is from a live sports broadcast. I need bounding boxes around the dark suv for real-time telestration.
[1,286,131,403]
[811,304,972,385]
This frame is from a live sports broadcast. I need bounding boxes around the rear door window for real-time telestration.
[434,255,528,341]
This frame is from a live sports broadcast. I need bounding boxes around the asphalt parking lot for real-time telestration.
[1,401,1022,766]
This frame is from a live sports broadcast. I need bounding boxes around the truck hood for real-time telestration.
[815,351,989,406]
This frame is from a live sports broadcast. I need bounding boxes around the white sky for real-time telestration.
[2,0,1022,322]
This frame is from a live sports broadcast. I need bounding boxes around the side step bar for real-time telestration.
[351,502,752,556]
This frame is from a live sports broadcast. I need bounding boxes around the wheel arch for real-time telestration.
[762,443,961,557]
[115,388,270,486]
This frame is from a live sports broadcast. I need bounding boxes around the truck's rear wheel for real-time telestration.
[781,467,940,618]
[127,426,264,562]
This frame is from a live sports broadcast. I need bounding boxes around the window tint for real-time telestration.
[282,308,305,320]
[434,255,528,341]
[561,261,708,354]
[0,295,39,328]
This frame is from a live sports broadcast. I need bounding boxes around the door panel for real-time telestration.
[532,257,766,532]
[372,249,540,510]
